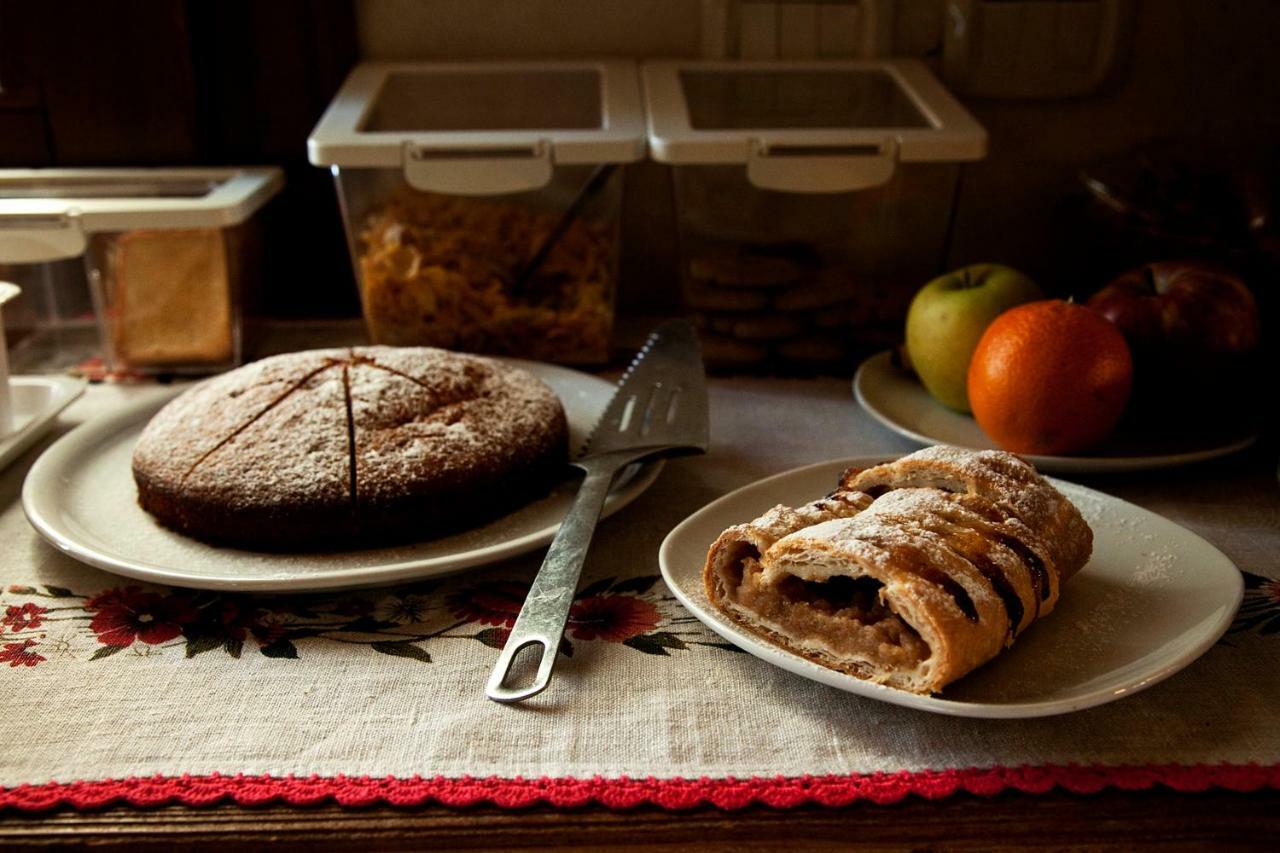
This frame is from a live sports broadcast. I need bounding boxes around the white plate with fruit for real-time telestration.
[854,351,1258,473]
[855,262,1261,474]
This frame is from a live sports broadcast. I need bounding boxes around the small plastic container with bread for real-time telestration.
[307,61,646,365]
[642,60,986,370]
[0,167,282,374]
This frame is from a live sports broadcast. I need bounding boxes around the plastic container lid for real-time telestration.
[0,167,283,264]
[643,59,986,193]
[308,60,646,196]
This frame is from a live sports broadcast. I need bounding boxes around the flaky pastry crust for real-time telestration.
[703,447,1091,694]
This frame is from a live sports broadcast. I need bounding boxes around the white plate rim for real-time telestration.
[853,350,1258,474]
[22,362,663,592]
[0,375,88,471]
[658,456,1244,719]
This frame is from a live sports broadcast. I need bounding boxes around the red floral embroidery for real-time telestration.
[84,587,139,610]
[181,599,285,649]
[86,587,198,647]
[213,600,258,642]
[215,600,252,642]
[447,582,528,626]
[0,573,694,664]
[2,603,46,632]
[568,595,661,642]
[0,639,45,667]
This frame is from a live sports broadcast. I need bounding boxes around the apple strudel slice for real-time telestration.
[703,447,1092,694]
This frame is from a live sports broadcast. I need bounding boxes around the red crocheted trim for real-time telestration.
[2,764,1278,812]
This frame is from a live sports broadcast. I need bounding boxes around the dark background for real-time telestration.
[0,1,360,317]
[3,0,1279,322]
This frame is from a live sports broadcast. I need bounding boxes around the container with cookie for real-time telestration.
[309,61,647,366]
[642,60,987,372]
[0,168,281,375]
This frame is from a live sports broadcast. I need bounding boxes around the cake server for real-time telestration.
[486,319,709,703]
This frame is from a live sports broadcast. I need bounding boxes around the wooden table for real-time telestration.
[4,789,1279,850]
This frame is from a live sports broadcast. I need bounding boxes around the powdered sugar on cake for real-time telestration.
[132,348,349,494]
[183,364,350,507]
[349,347,566,504]
[131,346,568,547]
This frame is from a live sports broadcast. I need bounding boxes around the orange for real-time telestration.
[967,300,1133,455]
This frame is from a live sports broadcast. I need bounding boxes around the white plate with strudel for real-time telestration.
[659,446,1243,718]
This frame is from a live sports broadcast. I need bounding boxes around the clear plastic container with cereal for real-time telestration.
[308,61,646,365]
[642,60,986,372]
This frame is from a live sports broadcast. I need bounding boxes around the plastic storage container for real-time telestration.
[643,60,986,371]
[0,282,16,435]
[308,61,646,365]
[0,168,282,374]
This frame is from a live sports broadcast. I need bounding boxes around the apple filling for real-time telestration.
[722,550,930,669]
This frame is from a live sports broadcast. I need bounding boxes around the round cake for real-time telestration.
[132,346,569,550]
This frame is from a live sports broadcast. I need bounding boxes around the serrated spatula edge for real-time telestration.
[577,319,707,459]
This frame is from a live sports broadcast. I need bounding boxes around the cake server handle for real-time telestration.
[485,457,624,704]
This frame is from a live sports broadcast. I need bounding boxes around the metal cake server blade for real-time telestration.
[485,319,709,703]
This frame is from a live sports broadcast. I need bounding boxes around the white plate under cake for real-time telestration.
[22,360,662,592]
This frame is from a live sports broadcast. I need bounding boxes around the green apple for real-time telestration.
[905,264,1042,412]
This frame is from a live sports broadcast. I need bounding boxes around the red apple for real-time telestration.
[1087,261,1260,420]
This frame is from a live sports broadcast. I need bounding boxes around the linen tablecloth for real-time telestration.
[2,379,1278,810]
